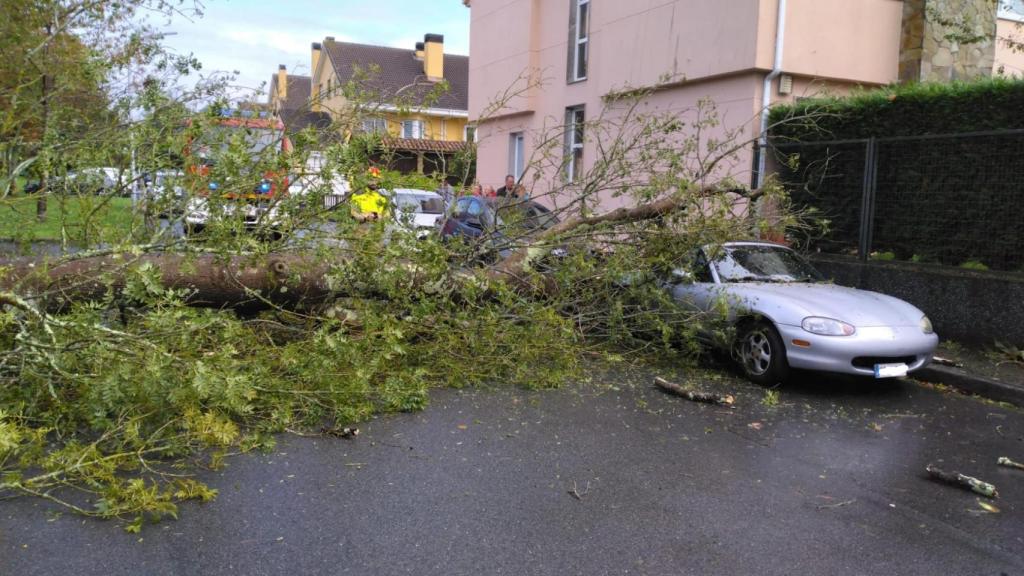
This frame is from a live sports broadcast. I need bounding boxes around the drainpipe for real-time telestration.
[756,0,787,189]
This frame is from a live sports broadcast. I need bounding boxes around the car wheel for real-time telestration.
[734,321,789,385]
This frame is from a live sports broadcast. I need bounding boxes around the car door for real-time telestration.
[669,250,732,342]
[441,197,486,240]
[670,250,724,313]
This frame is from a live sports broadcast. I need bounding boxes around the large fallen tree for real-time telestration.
[0,55,812,528]
[0,184,765,312]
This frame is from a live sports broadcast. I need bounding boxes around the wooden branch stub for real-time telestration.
[925,464,998,499]
[654,376,735,407]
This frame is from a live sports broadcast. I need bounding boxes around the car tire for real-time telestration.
[734,320,789,386]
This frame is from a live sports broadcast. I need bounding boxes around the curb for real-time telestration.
[913,365,1024,407]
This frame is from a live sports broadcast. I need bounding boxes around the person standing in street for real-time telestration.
[437,180,455,211]
[350,166,388,222]
[496,174,517,197]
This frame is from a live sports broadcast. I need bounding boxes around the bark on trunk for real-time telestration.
[2,252,341,312]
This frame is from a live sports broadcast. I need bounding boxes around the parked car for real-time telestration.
[66,167,127,195]
[667,241,938,384]
[387,188,445,239]
[439,196,559,259]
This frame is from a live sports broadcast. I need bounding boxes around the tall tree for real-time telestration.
[0,0,199,218]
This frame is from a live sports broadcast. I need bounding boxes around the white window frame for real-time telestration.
[509,132,525,181]
[569,0,590,83]
[362,117,388,134]
[565,106,584,183]
[999,0,1024,21]
[402,119,424,139]
[464,124,476,143]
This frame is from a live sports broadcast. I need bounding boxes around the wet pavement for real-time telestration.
[2,360,1023,575]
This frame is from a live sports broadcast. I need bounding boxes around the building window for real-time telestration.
[565,106,584,183]
[465,124,476,143]
[508,132,525,181]
[1000,0,1024,20]
[402,119,424,139]
[568,0,590,83]
[362,117,388,134]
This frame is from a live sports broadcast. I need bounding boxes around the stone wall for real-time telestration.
[811,254,1024,347]
[900,0,998,82]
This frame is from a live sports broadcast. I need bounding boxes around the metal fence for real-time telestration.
[770,129,1024,272]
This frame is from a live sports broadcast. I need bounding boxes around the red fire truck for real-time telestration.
[183,110,293,234]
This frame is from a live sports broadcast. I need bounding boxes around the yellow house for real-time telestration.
[267,65,333,136]
[309,34,470,174]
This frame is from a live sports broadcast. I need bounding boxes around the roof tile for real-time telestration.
[322,40,468,111]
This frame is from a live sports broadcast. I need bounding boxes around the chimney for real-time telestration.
[277,65,287,101]
[414,41,425,61]
[423,33,444,81]
[311,41,322,76]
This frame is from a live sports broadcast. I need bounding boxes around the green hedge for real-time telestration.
[768,78,1024,272]
[769,77,1024,140]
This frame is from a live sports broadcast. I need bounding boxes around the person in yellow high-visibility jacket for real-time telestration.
[350,166,389,222]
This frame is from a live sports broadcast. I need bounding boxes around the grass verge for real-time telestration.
[0,194,138,243]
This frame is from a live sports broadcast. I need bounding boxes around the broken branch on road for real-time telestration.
[568,480,591,501]
[815,498,856,510]
[654,377,735,407]
[997,456,1024,471]
[925,464,998,499]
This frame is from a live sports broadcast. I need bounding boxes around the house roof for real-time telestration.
[269,73,312,113]
[322,39,468,112]
[280,109,333,134]
[381,137,467,153]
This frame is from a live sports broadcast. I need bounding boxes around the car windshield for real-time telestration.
[712,245,824,283]
[492,200,558,231]
[395,194,444,214]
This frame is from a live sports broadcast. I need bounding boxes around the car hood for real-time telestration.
[412,213,442,228]
[397,213,442,230]
[718,282,926,327]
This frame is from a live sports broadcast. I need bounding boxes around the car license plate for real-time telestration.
[874,363,908,379]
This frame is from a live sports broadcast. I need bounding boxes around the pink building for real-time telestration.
[465,0,1024,210]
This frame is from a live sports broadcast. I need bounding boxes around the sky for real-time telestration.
[147,0,470,99]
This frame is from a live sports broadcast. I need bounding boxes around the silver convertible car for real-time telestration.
[668,242,938,384]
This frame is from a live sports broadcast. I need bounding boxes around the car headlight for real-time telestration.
[920,315,934,334]
[801,316,856,336]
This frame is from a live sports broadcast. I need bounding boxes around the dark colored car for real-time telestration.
[439,196,559,260]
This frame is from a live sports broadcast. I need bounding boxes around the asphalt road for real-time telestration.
[2,361,1023,576]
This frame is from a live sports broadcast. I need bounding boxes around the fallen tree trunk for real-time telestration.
[0,186,761,312]
[1,251,341,312]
